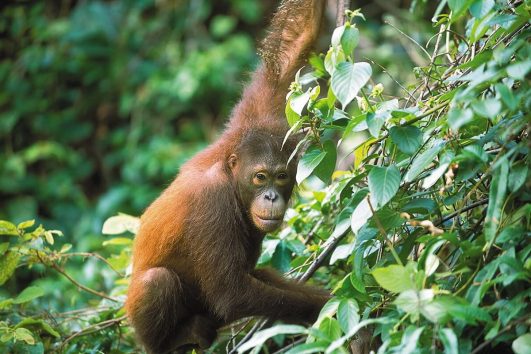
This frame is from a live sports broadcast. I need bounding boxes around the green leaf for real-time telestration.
[15,318,60,338]
[508,162,527,192]
[372,264,415,293]
[340,25,359,56]
[402,198,438,214]
[394,289,434,321]
[14,327,35,345]
[290,89,311,116]
[271,240,291,273]
[0,251,20,285]
[0,242,9,256]
[392,326,424,354]
[331,61,371,109]
[237,325,307,353]
[285,341,328,354]
[470,0,494,18]
[495,83,517,111]
[43,231,54,245]
[389,126,422,155]
[326,318,390,353]
[506,60,531,80]
[313,140,337,183]
[337,298,359,334]
[471,98,501,120]
[331,25,345,47]
[425,253,440,276]
[324,46,346,75]
[404,140,446,182]
[513,333,531,354]
[448,0,474,21]
[17,220,35,230]
[285,98,301,127]
[484,158,509,245]
[351,197,372,234]
[13,286,45,304]
[366,111,387,138]
[436,296,492,324]
[316,298,340,326]
[368,165,401,209]
[0,220,19,236]
[440,328,459,354]
[296,146,326,184]
[422,151,455,189]
[102,237,133,246]
[329,243,354,265]
[319,317,342,340]
[447,108,474,131]
[102,214,140,235]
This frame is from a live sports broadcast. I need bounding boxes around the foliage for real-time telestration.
[233,1,530,353]
[1,0,529,353]
[0,0,263,237]
[0,217,134,352]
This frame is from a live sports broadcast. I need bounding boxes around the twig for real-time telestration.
[435,199,489,226]
[384,21,431,62]
[304,219,324,245]
[335,0,351,27]
[50,263,119,302]
[228,320,268,354]
[272,337,306,354]
[470,318,528,354]
[367,59,416,101]
[61,315,127,348]
[57,252,124,276]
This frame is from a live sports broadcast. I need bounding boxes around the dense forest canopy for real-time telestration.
[0,0,529,353]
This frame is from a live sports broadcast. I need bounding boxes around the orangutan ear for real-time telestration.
[228,154,238,170]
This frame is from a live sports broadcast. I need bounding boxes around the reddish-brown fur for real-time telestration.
[125,1,328,353]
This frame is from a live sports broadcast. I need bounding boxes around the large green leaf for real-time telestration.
[237,325,307,353]
[421,152,455,189]
[391,326,424,354]
[296,146,326,184]
[513,333,531,354]
[313,140,337,183]
[350,197,372,234]
[271,240,291,273]
[394,289,434,322]
[341,25,359,57]
[389,126,422,154]
[13,286,45,304]
[289,89,311,116]
[447,108,474,131]
[285,342,328,354]
[372,264,415,293]
[368,165,401,209]
[484,158,509,245]
[331,61,371,109]
[440,328,459,354]
[448,0,475,21]
[404,140,446,182]
[102,214,140,235]
[337,298,360,333]
[0,251,20,286]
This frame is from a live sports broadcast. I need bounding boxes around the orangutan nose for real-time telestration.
[264,191,278,202]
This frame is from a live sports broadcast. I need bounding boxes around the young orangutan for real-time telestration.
[125,1,329,353]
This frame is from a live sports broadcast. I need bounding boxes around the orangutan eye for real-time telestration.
[277,172,288,180]
[255,173,267,181]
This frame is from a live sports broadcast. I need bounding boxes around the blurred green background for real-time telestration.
[0,0,432,248]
